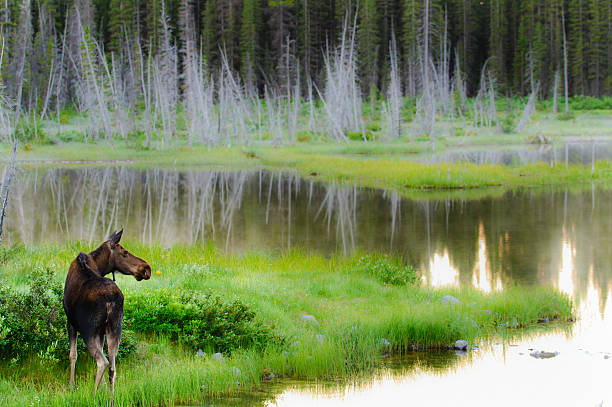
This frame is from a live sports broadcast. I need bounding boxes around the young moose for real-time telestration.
[63,230,151,394]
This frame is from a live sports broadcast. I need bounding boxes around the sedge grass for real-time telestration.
[0,243,573,406]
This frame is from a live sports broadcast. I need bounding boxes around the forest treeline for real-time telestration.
[3,0,612,106]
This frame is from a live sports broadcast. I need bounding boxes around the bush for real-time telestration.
[0,269,136,363]
[0,269,66,363]
[124,289,284,354]
[346,131,375,141]
[499,115,516,133]
[569,96,612,110]
[351,255,420,286]
[17,120,55,145]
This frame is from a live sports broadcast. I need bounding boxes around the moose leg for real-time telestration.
[68,322,78,388]
[106,327,121,396]
[86,334,109,391]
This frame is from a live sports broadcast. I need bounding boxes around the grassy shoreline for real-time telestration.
[0,243,573,406]
[1,141,612,196]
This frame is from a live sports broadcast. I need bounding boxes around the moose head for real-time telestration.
[96,229,151,281]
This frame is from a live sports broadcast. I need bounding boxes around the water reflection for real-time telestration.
[420,141,612,166]
[4,167,612,307]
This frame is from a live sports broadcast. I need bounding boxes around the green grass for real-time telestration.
[0,243,573,406]
[1,139,611,199]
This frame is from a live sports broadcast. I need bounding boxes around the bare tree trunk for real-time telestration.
[561,6,569,113]
[0,140,17,242]
[387,28,401,140]
[552,70,559,114]
[516,84,538,132]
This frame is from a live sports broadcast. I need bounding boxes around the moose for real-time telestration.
[63,229,151,395]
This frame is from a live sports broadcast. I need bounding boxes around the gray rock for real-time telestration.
[454,350,468,356]
[196,349,206,357]
[301,314,319,325]
[315,334,325,343]
[529,350,559,359]
[454,340,468,350]
[441,295,460,305]
[211,352,225,362]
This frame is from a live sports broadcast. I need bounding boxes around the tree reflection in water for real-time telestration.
[4,167,612,316]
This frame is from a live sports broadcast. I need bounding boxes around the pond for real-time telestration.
[3,166,612,405]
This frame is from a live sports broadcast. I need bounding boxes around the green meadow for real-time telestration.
[0,243,573,406]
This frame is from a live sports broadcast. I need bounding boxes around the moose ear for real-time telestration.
[108,229,123,246]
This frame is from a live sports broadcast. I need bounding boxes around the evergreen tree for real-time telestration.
[107,0,133,53]
[358,0,379,96]
[568,0,586,94]
[240,0,262,90]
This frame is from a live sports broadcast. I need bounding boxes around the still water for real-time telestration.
[420,140,612,166]
[3,167,612,406]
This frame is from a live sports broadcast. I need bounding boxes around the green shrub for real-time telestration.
[366,122,381,132]
[124,289,284,354]
[17,120,55,145]
[500,115,516,133]
[296,130,313,142]
[350,255,420,286]
[0,269,135,363]
[569,95,612,110]
[0,269,66,362]
[346,131,375,141]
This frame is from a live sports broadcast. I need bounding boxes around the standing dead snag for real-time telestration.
[63,229,151,397]
[0,140,17,243]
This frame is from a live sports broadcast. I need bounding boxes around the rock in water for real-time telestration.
[441,295,460,305]
[454,340,469,350]
[529,350,559,359]
[301,314,320,325]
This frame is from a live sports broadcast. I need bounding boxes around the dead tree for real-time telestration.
[0,140,17,242]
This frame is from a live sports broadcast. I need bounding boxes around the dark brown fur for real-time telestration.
[63,230,150,395]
